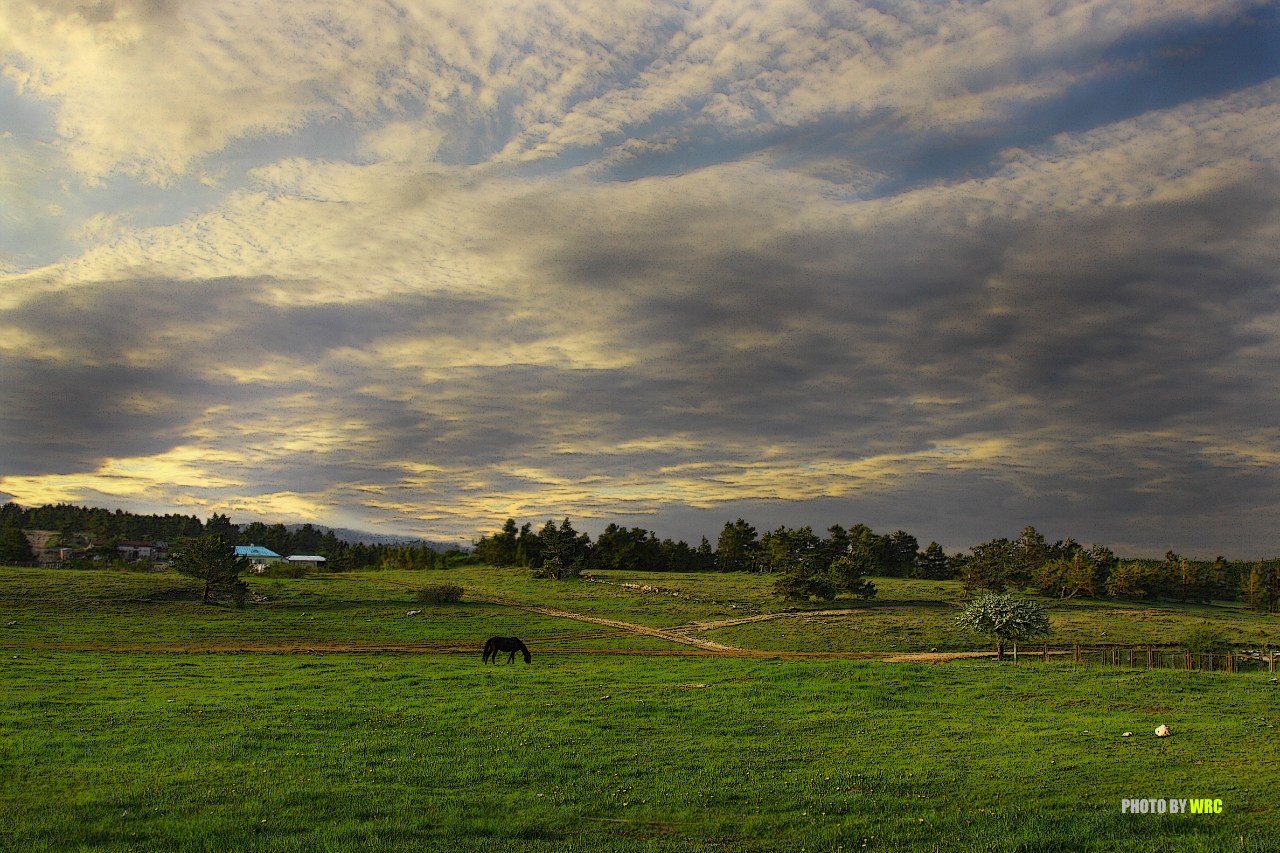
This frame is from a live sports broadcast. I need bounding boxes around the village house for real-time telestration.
[116,541,168,562]
[235,544,283,572]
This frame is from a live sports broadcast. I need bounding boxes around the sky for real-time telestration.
[1,0,1278,557]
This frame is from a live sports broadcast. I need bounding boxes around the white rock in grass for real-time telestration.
[1122,732,1133,737]
[1155,725,1171,737]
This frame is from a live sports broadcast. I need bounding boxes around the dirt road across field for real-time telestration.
[509,602,743,652]
[2,597,993,661]
[485,599,992,663]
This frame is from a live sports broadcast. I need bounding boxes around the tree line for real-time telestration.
[0,503,465,572]
[4,502,1276,612]
[474,517,1280,611]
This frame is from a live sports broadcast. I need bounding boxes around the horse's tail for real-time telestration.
[482,638,495,663]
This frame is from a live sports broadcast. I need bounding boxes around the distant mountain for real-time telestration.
[281,524,466,552]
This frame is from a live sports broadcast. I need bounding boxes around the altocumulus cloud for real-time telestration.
[0,0,1277,554]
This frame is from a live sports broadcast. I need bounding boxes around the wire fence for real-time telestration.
[1009,644,1277,673]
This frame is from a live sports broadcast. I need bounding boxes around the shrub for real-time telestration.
[261,561,309,578]
[532,555,583,580]
[416,583,464,604]
[1182,622,1230,654]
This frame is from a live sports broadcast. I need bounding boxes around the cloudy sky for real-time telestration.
[1,1,1277,556]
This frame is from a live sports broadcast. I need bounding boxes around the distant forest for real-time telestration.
[472,517,1280,611]
[2,502,1276,611]
[0,502,462,571]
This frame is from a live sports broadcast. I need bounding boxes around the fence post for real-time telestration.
[1043,643,1049,662]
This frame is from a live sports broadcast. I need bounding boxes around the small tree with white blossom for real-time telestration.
[955,593,1051,661]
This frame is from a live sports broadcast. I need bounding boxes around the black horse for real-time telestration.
[483,636,531,664]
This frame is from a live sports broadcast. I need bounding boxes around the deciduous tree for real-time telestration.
[954,594,1051,660]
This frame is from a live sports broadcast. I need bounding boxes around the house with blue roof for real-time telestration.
[235,545,283,572]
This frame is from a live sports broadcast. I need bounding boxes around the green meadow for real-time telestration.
[1,566,1278,851]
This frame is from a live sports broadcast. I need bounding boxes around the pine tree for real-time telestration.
[916,542,950,580]
[0,524,35,566]
[171,535,250,605]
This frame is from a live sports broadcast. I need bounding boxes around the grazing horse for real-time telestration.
[483,636,531,664]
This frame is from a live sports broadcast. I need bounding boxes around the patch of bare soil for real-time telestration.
[878,650,997,663]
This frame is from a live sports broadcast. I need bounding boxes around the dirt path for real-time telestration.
[504,602,744,652]
[3,599,992,661]
[484,599,992,662]
[680,609,853,631]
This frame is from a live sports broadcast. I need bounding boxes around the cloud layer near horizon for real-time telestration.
[2,1,1277,555]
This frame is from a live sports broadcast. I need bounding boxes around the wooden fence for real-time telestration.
[1009,644,1277,674]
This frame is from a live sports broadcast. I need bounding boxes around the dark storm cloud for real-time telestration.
[1,360,205,474]
[492,152,1279,554]
[531,166,1279,440]
[0,277,508,472]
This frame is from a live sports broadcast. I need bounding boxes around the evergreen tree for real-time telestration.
[204,513,237,542]
[532,518,588,579]
[915,542,951,580]
[827,553,878,600]
[1011,526,1050,590]
[884,530,920,577]
[769,525,876,601]
[842,524,892,576]
[1161,551,1211,603]
[1032,550,1099,598]
[171,534,250,605]
[959,538,1017,593]
[474,518,520,566]
[694,537,716,572]
[0,523,35,566]
[1104,559,1162,598]
[594,524,661,571]
[1243,561,1280,613]
[715,519,759,572]
[659,538,696,572]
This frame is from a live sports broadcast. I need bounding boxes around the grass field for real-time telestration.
[2,565,1278,851]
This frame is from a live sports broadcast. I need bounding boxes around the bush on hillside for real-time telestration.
[1182,622,1230,654]
[416,583,464,604]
